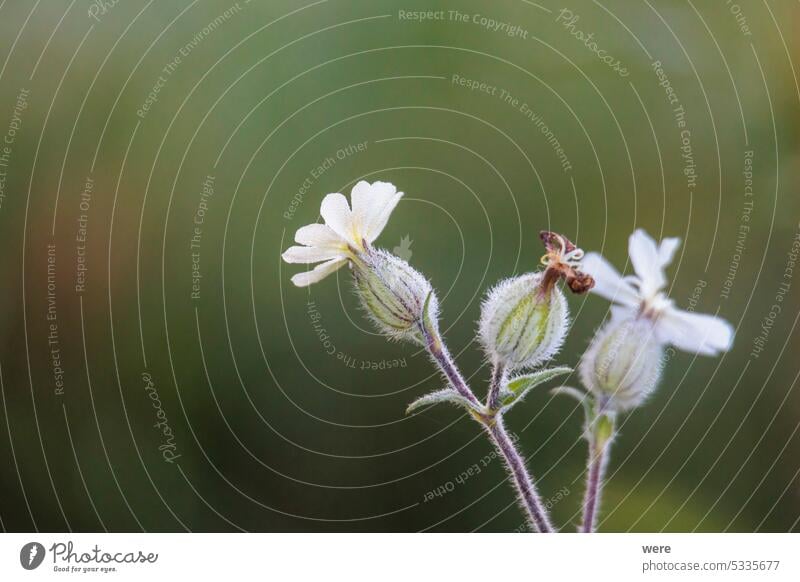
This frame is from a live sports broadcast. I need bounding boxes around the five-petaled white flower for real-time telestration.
[581,229,733,355]
[282,181,402,287]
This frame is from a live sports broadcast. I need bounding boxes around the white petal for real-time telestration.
[350,181,386,222]
[658,237,681,269]
[294,223,345,248]
[320,193,357,247]
[609,304,637,323]
[282,245,344,264]
[656,308,734,355]
[365,191,402,243]
[350,181,402,244]
[629,229,665,293]
[581,252,640,307]
[290,258,346,287]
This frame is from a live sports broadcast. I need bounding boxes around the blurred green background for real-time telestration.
[0,0,798,532]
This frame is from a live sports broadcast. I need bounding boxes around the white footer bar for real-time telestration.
[1,533,797,581]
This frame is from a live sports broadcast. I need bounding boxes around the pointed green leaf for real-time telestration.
[506,366,573,395]
[406,389,474,415]
[501,366,572,409]
[421,291,435,335]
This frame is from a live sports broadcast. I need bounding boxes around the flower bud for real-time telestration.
[479,273,568,370]
[579,317,664,412]
[352,248,437,344]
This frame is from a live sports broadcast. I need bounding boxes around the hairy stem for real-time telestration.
[581,430,611,533]
[487,418,554,533]
[421,326,481,407]
[486,360,506,410]
[420,324,553,532]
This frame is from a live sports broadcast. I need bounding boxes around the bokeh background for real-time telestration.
[0,0,798,532]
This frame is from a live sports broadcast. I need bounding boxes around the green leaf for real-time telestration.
[421,291,436,337]
[501,366,573,410]
[406,389,475,415]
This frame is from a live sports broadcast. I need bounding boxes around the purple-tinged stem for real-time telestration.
[487,418,554,533]
[581,433,611,533]
[486,360,506,411]
[421,326,481,408]
[420,325,553,532]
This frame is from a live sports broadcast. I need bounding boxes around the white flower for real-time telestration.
[581,229,733,356]
[282,181,403,287]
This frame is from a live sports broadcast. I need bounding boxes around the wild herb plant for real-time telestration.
[282,181,733,532]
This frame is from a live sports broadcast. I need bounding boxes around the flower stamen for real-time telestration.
[539,231,595,295]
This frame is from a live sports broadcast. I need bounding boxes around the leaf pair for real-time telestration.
[406,366,573,417]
